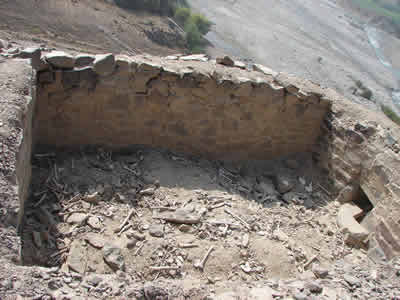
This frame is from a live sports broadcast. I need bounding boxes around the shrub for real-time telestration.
[381,104,400,126]
[190,13,212,35]
[184,20,203,50]
[174,7,191,26]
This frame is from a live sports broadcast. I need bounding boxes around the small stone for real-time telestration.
[216,55,234,67]
[275,175,295,194]
[45,51,75,69]
[103,243,125,271]
[86,275,103,287]
[179,224,191,232]
[293,292,308,300]
[66,213,87,224]
[306,281,323,294]
[87,216,102,230]
[312,265,329,278]
[256,180,276,195]
[128,231,146,241]
[344,274,361,287]
[82,192,100,204]
[149,224,164,237]
[93,53,115,76]
[127,239,138,249]
[240,262,252,273]
[75,54,95,68]
[234,60,246,69]
[84,233,105,248]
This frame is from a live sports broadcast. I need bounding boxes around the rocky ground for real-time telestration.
[7,146,398,299]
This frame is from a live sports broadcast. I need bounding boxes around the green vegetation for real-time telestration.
[115,0,187,16]
[381,104,400,125]
[174,6,212,52]
[116,0,211,52]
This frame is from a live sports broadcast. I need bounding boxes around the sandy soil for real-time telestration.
[188,0,399,112]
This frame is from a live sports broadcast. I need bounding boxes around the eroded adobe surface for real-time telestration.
[34,53,330,160]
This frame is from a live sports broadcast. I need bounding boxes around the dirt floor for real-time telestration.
[20,146,376,296]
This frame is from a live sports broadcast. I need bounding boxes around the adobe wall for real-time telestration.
[0,58,35,261]
[0,49,399,265]
[34,53,331,160]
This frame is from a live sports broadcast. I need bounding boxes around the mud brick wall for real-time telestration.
[313,86,400,260]
[34,54,331,160]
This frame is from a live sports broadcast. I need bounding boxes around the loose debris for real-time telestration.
[18,148,399,299]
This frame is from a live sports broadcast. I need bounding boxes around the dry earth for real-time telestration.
[188,0,400,113]
[17,146,400,299]
[0,0,185,56]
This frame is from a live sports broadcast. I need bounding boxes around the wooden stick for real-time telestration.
[178,243,199,248]
[134,243,144,256]
[150,266,180,272]
[304,254,318,269]
[150,206,177,211]
[224,208,251,230]
[117,208,136,232]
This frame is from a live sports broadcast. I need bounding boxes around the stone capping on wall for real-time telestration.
[32,50,332,160]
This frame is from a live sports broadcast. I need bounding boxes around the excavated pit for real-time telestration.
[2,51,400,297]
[19,52,343,281]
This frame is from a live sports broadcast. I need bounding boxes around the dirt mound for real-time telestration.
[0,0,185,55]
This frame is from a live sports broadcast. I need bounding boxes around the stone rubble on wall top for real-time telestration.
[44,51,75,69]
[93,53,116,76]
[24,48,333,105]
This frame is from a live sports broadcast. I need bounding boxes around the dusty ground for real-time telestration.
[0,0,185,56]
[188,0,400,114]
[17,147,400,299]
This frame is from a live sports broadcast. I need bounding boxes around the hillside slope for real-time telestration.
[188,0,400,113]
[0,0,185,55]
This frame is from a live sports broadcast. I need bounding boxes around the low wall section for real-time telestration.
[34,53,331,160]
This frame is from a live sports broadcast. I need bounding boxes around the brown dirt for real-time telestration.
[22,147,346,285]
[0,0,185,55]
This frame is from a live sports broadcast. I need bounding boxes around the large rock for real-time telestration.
[45,51,75,69]
[337,203,369,246]
[93,53,115,76]
[216,55,234,67]
[19,47,49,71]
[103,243,125,271]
